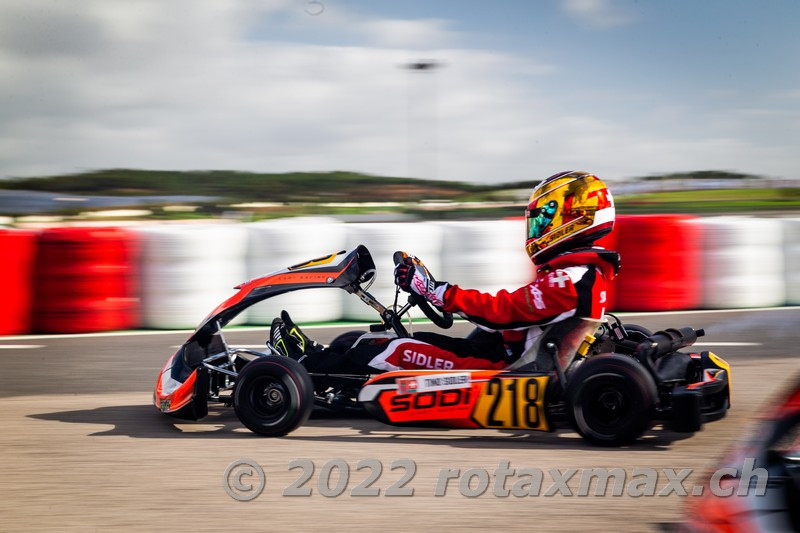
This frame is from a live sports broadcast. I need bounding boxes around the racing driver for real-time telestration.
[271,170,619,374]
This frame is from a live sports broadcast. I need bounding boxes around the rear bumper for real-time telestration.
[669,352,731,431]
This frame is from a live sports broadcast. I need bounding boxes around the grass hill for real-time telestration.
[0,169,537,203]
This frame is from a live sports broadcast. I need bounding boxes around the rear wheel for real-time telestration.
[233,356,314,437]
[567,354,657,446]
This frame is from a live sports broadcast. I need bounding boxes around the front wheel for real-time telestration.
[233,356,314,437]
[566,354,657,446]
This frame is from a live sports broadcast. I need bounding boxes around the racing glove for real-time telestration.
[394,256,450,310]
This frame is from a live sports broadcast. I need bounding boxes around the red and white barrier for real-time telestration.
[136,224,248,329]
[783,218,800,305]
[343,223,444,321]
[613,215,703,311]
[32,227,140,333]
[0,229,37,335]
[2,215,798,335]
[436,220,535,296]
[245,218,346,325]
[690,217,785,309]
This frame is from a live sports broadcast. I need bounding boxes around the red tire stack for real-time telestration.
[0,229,38,335]
[33,227,140,333]
[613,215,702,311]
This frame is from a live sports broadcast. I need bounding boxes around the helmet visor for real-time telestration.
[526,201,558,240]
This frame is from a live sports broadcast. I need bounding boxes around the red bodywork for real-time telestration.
[154,352,200,414]
[359,369,552,431]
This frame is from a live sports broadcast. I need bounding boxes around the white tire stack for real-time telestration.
[245,217,347,325]
[343,222,444,321]
[436,220,535,295]
[692,217,785,308]
[782,218,800,305]
[136,224,248,329]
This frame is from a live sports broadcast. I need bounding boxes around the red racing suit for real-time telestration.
[362,248,620,372]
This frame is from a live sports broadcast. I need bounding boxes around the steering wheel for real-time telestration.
[393,251,454,329]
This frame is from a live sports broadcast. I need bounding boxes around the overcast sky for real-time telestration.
[1,0,798,182]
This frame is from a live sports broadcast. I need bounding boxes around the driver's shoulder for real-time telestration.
[533,264,592,288]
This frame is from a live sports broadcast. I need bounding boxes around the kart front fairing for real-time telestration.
[191,245,376,344]
[154,245,377,419]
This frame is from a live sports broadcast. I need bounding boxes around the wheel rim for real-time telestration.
[582,383,632,435]
[249,376,290,424]
[591,387,627,425]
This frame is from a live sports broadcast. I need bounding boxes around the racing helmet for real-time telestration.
[525,171,615,263]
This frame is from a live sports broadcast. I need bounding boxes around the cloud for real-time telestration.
[0,1,796,183]
[358,18,457,49]
[560,0,636,29]
[0,1,555,181]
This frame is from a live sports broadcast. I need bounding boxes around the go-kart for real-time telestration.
[154,245,731,446]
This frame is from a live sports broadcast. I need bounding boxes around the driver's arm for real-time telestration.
[442,267,595,330]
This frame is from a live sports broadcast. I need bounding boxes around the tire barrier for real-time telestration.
[783,218,800,305]
[136,224,248,329]
[691,217,785,309]
[32,227,140,333]
[245,218,346,325]
[613,215,703,311]
[343,223,444,321]
[0,229,37,334]
[437,220,535,296]
[4,215,800,336]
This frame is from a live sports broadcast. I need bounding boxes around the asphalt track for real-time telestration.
[1,307,798,531]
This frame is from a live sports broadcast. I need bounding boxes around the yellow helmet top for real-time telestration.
[525,171,615,262]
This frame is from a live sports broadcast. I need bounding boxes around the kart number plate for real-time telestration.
[472,376,549,431]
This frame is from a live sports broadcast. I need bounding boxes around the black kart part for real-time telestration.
[392,251,454,329]
[670,387,704,432]
[637,327,704,362]
[411,292,454,329]
[329,330,369,353]
[567,354,658,446]
[590,317,652,355]
[621,324,653,341]
[666,350,730,430]
[233,356,314,437]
